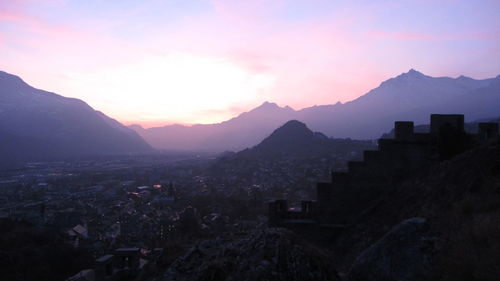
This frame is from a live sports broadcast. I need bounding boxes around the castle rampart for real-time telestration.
[268,114,499,227]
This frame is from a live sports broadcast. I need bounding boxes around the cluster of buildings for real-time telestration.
[210,149,373,204]
[1,179,180,253]
[0,154,276,272]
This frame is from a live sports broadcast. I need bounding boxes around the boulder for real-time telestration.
[348,217,436,281]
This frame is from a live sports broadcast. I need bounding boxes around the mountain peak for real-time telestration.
[259,120,314,146]
[0,70,17,78]
[384,69,428,84]
[279,120,309,131]
[247,101,295,115]
[258,101,279,109]
[128,124,144,131]
[404,68,425,77]
[0,70,29,88]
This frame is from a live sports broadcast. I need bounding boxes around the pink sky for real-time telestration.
[1,0,499,127]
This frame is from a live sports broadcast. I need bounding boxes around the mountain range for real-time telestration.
[0,71,153,165]
[1,68,499,161]
[132,69,500,152]
[129,101,297,152]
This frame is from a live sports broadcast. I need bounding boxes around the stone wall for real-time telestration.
[269,114,500,227]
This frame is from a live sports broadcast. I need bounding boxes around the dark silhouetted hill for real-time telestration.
[209,121,374,198]
[214,120,374,161]
[256,120,320,151]
[233,120,372,159]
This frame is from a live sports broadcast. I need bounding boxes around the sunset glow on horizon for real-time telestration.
[1,0,499,126]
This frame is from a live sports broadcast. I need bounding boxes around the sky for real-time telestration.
[1,0,499,127]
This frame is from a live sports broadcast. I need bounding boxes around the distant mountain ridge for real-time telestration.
[132,69,500,152]
[131,101,296,152]
[0,70,153,164]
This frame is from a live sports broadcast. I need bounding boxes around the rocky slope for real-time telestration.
[329,138,500,280]
[163,228,340,281]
